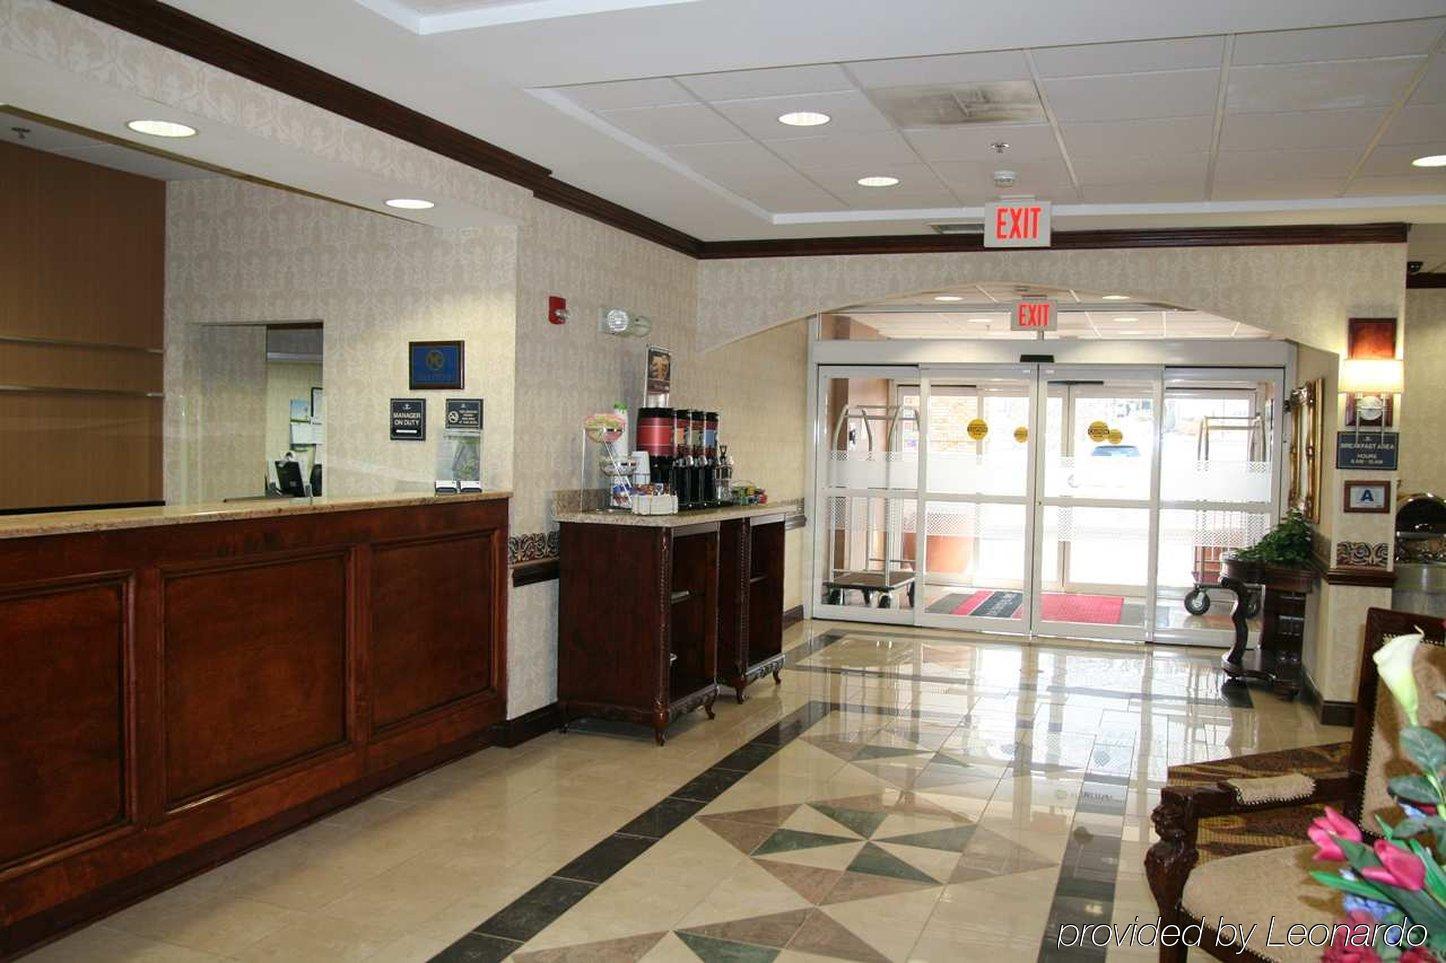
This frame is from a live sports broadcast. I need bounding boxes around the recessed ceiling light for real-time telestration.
[385,198,435,210]
[126,119,196,138]
[1412,154,1446,167]
[857,176,900,187]
[1101,294,1131,301]
[1114,316,1139,323]
[967,317,992,323]
[778,111,830,127]
[934,295,964,302]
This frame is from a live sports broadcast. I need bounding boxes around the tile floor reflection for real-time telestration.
[26,622,1349,963]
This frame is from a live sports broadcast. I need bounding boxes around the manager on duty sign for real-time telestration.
[985,200,1052,247]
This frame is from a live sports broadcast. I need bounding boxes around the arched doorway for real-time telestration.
[811,283,1288,648]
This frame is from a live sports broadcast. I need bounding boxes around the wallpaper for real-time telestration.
[1404,290,1446,497]
[165,178,517,503]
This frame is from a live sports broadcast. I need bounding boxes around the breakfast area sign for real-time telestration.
[984,200,1052,247]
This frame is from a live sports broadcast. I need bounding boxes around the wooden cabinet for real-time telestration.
[0,496,508,956]
[558,520,719,744]
[718,515,787,702]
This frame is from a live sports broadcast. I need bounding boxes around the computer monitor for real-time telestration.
[310,463,323,497]
[275,460,306,497]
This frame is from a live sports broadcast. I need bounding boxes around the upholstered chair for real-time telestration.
[1145,607,1446,963]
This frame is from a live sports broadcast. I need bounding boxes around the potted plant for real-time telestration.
[1229,508,1315,570]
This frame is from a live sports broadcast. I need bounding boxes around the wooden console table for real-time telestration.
[1219,556,1317,699]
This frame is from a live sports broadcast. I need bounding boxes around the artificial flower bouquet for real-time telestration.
[1310,631,1446,961]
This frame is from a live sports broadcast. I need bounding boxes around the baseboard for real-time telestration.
[782,604,804,629]
[490,702,563,748]
[1300,672,1356,727]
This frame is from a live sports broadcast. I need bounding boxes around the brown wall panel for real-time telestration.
[0,342,163,394]
[0,141,164,349]
[161,553,349,805]
[0,394,162,511]
[370,533,496,730]
[0,579,127,868]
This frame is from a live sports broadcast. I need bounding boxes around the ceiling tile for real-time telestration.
[1213,146,1360,181]
[846,50,1031,89]
[1231,20,1444,66]
[1072,152,1208,187]
[677,64,855,101]
[1042,69,1219,122]
[902,123,1060,162]
[1412,58,1446,105]
[1218,107,1386,150]
[1209,176,1346,200]
[1080,181,1206,202]
[667,139,781,169]
[5,123,104,152]
[1060,116,1214,156]
[598,102,746,145]
[1226,58,1424,113]
[1358,141,1446,176]
[804,163,959,207]
[57,146,214,181]
[928,158,1075,201]
[712,89,892,138]
[562,77,692,110]
[1379,103,1446,145]
[1345,172,1446,194]
[764,130,920,167]
[1031,36,1224,77]
[703,169,848,212]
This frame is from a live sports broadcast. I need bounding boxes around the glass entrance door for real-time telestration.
[906,367,1035,632]
[1033,367,1161,642]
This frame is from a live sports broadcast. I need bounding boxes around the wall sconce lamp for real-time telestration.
[1339,357,1403,428]
[600,307,653,338]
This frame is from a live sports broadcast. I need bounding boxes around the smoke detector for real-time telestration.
[992,170,1017,189]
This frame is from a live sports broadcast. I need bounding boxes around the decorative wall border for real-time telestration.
[1333,540,1390,570]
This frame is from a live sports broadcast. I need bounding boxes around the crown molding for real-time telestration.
[1407,272,1446,288]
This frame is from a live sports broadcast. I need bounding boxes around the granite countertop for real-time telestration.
[0,490,512,540]
[554,501,798,528]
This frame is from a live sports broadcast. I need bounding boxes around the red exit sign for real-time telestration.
[985,200,1052,248]
[1012,300,1056,332]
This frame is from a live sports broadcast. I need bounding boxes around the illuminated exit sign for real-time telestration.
[985,200,1052,247]
[1012,300,1056,332]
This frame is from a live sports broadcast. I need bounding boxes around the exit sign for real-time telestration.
[1012,300,1056,332]
[985,201,1052,248]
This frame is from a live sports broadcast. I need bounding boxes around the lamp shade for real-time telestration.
[1339,358,1404,394]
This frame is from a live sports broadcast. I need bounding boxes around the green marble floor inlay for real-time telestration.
[845,841,938,884]
[878,825,976,852]
[753,828,857,856]
[809,804,887,839]
[676,932,781,963]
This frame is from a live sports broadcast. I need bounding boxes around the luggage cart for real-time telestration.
[823,404,919,609]
[1182,414,1265,617]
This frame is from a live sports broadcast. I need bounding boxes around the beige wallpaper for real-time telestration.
[166,178,517,503]
[696,243,1405,354]
[1404,290,1446,497]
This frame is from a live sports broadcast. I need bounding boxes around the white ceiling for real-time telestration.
[94,1,1446,238]
[1,116,219,181]
[833,283,1271,340]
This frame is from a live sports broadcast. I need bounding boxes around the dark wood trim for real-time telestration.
[783,511,806,531]
[1299,671,1356,727]
[488,702,562,748]
[511,557,559,587]
[0,500,164,517]
[696,223,1409,259]
[1407,272,1446,288]
[782,604,804,629]
[1316,563,1397,587]
[50,1,1415,262]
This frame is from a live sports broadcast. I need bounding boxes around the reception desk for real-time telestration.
[0,493,509,955]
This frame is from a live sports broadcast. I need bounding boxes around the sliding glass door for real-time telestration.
[811,363,1282,645]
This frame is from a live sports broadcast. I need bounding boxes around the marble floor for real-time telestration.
[24,621,1349,963]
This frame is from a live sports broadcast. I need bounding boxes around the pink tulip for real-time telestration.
[1359,840,1427,891]
[1324,912,1385,963]
[1400,949,1441,963]
[1309,807,1364,862]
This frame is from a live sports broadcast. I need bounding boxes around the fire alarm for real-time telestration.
[548,295,568,325]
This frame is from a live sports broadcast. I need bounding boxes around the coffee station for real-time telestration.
[559,396,789,744]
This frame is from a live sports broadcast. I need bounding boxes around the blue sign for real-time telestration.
[408,340,464,390]
[1336,430,1399,470]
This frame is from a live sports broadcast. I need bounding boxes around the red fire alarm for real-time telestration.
[548,295,568,325]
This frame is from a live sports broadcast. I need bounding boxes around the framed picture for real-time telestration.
[1343,479,1391,513]
[310,386,325,423]
[646,345,671,397]
[1288,379,1324,524]
[408,340,465,390]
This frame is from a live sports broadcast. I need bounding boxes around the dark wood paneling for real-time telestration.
[1407,272,1446,288]
[696,222,1410,259]
[1318,566,1397,587]
[782,605,804,629]
[0,578,128,870]
[161,553,349,806]
[370,533,496,730]
[511,557,559,587]
[0,395,163,512]
[490,702,563,748]
[0,497,508,957]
